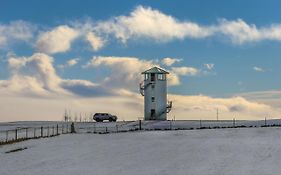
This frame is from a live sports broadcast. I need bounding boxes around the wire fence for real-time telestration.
[74,119,281,134]
[0,124,71,145]
[2,119,281,144]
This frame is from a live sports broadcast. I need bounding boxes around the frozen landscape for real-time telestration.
[1,127,281,175]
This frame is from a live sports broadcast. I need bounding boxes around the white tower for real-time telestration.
[140,67,172,120]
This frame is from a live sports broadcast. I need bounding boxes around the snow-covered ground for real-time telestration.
[1,127,281,175]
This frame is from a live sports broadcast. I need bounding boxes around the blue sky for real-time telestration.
[1,0,281,121]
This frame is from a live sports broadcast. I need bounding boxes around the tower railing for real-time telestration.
[167,101,172,113]
[139,81,153,96]
[159,101,173,116]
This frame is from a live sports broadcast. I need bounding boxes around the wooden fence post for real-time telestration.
[199,119,202,128]
[116,125,118,133]
[34,128,36,138]
[139,120,142,130]
[15,129,18,140]
[47,126,49,137]
[56,124,59,135]
[41,126,43,137]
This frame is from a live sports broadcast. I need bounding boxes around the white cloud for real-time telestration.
[253,66,265,72]
[94,5,213,43]
[0,89,279,121]
[0,21,35,47]
[204,63,215,70]
[5,53,63,95]
[1,53,117,98]
[0,53,280,121]
[86,32,106,51]
[5,7,281,53]
[171,66,199,76]
[161,57,182,66]
[217,19,261,44]
[239,90,281,109]
[58,58,79,69]
[84,56,156,88]
[93,6,281,45]
[36,25,80,54]
[169,94,279,120]
[83,56,184,87]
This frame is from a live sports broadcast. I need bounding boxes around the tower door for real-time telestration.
[151,73,155,81]
[150,109,156,119]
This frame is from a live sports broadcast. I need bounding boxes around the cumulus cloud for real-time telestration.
[5,6,281,53]
[216,19,261,44]
[84,56,156,88]
[86,32,106,51]
[0,21,35,47]
[0,53,280,121]
[83,56,185,87]
[238,90,281,110]
[171,66,199,76]
[161,57,182,66]
[58,58,80,69]
[94,6,212,43]
[169,94,278,120]
[5,7,281,53]
[92,6,281,45]
[4,53,63,95]
[253,66,265,72]
[36,25,80,54]
[0,53,116,97]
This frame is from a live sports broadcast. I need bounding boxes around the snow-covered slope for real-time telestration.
[1,128,281,175]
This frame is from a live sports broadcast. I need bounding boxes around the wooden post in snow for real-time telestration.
[15,129,18,140]
[139,120,142,130]
[56,124,59,135]
[41,126,43,137]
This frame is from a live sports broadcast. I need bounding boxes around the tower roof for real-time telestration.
[141,66,169,74]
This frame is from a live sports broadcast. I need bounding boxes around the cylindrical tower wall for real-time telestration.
[144,73,167,120]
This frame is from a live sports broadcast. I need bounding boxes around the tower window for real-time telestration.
[151,84,155,89]
[157,74,166,80]
[151,96,155,102]
[144,74,149,80]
